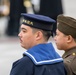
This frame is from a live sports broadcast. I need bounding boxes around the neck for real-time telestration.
[65,43,76,51]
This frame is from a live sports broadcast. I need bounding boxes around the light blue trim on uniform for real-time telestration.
[24,51,63,65]
[24,43,63,65]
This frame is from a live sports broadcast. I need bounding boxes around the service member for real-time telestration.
[6,0,26,36]
[10,13,66,75]
[39,0,63,34]
[54,15,76,75]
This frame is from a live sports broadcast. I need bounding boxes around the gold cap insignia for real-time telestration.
[23,19,33,25]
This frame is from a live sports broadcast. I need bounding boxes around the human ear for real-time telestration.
[35,31,43,40]
[67,35,73,43]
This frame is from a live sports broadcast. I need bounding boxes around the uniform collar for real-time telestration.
[23,43,63,65]
[62,46,76,58]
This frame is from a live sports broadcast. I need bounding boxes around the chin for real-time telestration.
[56,46,61,50]
[57,47,63,50]
[21,44,25,48]
[21,45,28,49]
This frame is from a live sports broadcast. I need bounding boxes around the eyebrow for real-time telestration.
[21,27,26,30]
[20,27,27,31]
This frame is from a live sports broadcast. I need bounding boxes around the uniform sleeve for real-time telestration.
[71,57,76,74]
[10,56,34,75]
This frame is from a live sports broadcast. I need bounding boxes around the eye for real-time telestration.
[21,28,27,33]
[22,30,26,33]
[56,33,59,36]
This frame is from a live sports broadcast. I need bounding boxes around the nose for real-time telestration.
[54,36,56,41]
[18,31,21,37]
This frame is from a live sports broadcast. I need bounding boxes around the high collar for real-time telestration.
[62,46,76,58]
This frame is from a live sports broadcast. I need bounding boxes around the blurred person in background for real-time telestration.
[0,0,9,17]
[38,0,63,35]
[10,13,66,75]
[6,0,26,36]
[54,15,76,75]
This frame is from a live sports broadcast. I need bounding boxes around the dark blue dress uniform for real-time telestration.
[10,43,66,75]
[10,14,66,75]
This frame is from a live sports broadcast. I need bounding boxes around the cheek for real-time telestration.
[21,36,32,49]
[55,37,64,49]
[23,35,33,43]
[23,34,35,45]
[57,39,67,50]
